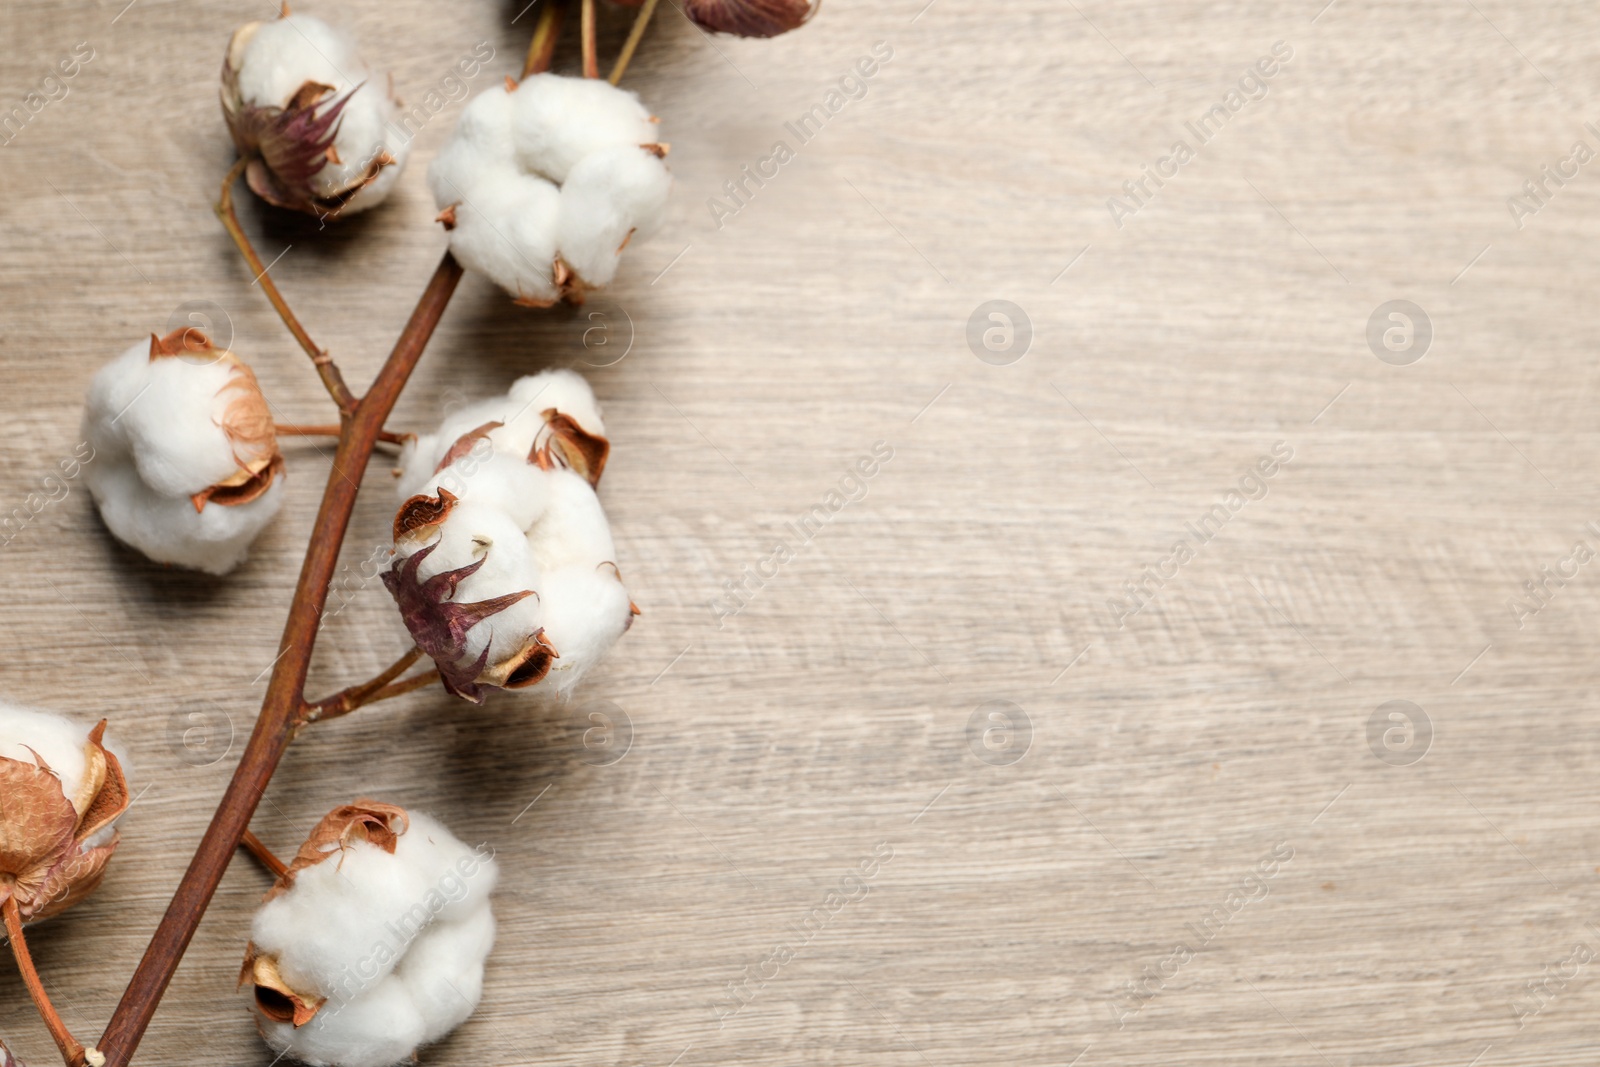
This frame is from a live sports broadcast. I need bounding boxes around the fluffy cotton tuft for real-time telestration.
[386,370,635,702]
[82,331,285,575]
[245,805,497,1067]
[222,12,410,216]
[428,75,671,304]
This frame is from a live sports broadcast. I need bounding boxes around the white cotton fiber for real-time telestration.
[249,811,497,1067]
[81,337,285,576]
[509,74,658,184]
[428,75,671,302]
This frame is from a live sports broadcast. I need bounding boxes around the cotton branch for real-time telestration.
[580,0,599,78]
[216,159,358,415]
[610,0,660,85]
[522,0,570,78]
[275,423,410,446]
[238,830,289,880]
[4,896,97,1067]
[95,252,464,1067]
[297,646,441,727]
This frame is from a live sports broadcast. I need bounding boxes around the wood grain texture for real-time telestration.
[2,1,1599,1065]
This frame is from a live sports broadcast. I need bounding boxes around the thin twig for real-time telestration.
[4,896,91,1067]
[522,0,570,78]
[275,423,410,446]
[238,831,289,880]
[96,253,465,1067]
[216,159,357,415]
[609,0,660,84]
[298,646,427,726]
[580,0,599,77]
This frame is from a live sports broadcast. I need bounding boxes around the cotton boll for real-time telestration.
[223,13,409,216]
[430,74,670,302]
[510,74,657,184]
[389,812,498,923]
[246,805,497,1067]
[386,371,630,701]
[0,709,130,924]
[557,145,673,287]
[82,332,285,575]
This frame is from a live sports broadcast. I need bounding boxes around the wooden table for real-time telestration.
[2,1,1598,1064]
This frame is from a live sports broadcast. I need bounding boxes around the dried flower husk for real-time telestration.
[381,529,552,705]
[0,720,128,924]
[685,0,815,37]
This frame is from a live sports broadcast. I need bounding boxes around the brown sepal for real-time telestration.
[433,421,503,475]
[531,409,610,488]
[0,719,130,921]
[393,487,459,542]
[551,256,590,306]
[243,945,326,1027]
[491,630,559,690]
[190,452,285,513]
[149,327,215,361]
[264,800,409,901]
[435,204,458,230]
[641,142,670,158]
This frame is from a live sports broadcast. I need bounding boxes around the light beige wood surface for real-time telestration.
[4,1,1600,1064]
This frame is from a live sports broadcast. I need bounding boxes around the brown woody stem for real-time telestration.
[298,646,433,726]
[275,423,409,446]
[580,0,599,78]
[95,252,464,1067]
[4,896,89,1067]
[522,0,570,78]
[609,0,660,85]
[238,831,289,880]
[216,158,358,415]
